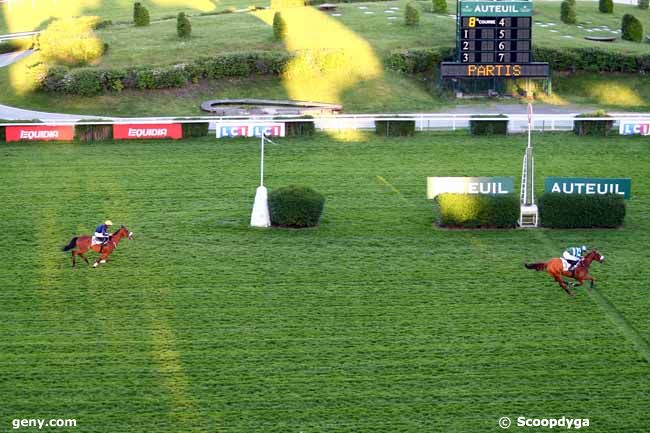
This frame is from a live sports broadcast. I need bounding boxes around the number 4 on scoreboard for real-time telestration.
[498,18,505,26]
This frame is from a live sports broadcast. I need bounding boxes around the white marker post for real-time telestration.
[250,134,271,228]
[519,103,539,227]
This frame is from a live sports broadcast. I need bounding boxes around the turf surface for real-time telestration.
[1,132,649,432]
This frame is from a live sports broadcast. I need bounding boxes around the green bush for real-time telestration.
[436,194,519,228]
[134,2,150,26]
[66,69,103,96]
[640,0,649,10]
[532,47,645,73]
[405,2,420,26]
[37,52,293,95]
[539,193,625,228]
[574,111,613,136]
[561,0,577,24]
[269,185,325,228]
[384,47,454,74]
[271,0,304,8]
[375,119,416,136]
[0,41,21,54]
[470,115,508,135]
[38,16,105,66]
[622,14,644,42]
[273,12,287,40]
[599,0,613,13]
[433,0,447,13]
[175,119,210,137]
[177,12,192,38]
[277,116,315,136]
[75,119,113,141]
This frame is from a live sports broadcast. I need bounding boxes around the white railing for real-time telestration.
[0,31,40,42]
[1,113,648,133]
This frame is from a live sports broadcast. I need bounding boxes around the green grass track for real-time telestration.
[1,132,649,432]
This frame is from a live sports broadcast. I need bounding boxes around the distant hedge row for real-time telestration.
[539,193,625,228]
[40,52,292,96]
[436,193,519,228]
[385,46,650,75]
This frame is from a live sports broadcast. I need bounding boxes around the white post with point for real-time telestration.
[250,134,271,228]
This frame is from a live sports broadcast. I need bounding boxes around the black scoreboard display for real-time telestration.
[440,0,548,79]
[459,16,531,64]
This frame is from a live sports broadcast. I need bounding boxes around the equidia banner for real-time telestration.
[113,123,182,140]
[5,125,75,142]
[619,121,650,136]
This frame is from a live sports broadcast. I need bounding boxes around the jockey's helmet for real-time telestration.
[105,219,113,226]
[582,245,587,251]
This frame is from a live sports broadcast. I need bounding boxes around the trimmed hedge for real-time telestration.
[75,120,113,141]
[269,185,325,228]
[273,12,287,40]
[405,2,419,26]
[276,116,315,136]
[39,52,293,95]
[433,0,447,13]
[622,14,644,42]
[561,0,577,24]
[599,0,614,13]
[538,193,625,228]
[470,114,508,135]
[177,12,192,38]
[175,119,210,137]
[574,111,613,136]
[532,47,650,73]
[437,193,519,228]
[375,119,415,136]
[384,47,455,74]
[134,2,150,26]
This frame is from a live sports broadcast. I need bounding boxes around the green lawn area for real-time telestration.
[1,132,650,432]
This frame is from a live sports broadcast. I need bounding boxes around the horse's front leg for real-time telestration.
[93,253,110,268]
[583,274,595,291]
[555,274,575,296]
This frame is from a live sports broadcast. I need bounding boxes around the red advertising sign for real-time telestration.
[113,123,182,140]
[5,125,75,142]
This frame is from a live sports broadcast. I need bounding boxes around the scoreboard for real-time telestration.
[459,16,531,64]
[440,0,548,79]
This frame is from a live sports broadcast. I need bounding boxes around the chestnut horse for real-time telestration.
[524,250,605,296]
[62,225,133,268]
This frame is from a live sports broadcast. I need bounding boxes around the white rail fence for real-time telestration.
[2,113,648,134]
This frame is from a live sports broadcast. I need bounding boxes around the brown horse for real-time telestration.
[524,250,605,296]
[62,225,133,268]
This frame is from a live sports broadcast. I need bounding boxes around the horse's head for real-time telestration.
[586,249,605,263]
[119,225,134,240]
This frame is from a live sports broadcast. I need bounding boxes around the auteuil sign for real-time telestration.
[544,177,631,200]
[427,176,514,199]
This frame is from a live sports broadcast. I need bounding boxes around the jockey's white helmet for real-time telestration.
[582,245,587,251]
[105,220,113,226]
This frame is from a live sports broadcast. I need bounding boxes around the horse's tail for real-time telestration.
[524,262,547,271]
[62,237,78,251]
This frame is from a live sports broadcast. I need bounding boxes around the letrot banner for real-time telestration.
[544,177,632,200]
[113,123,183,140]
[427,176,514,199]
[5,125,74,142]
[216,123,285,138]
[619,120,650,136]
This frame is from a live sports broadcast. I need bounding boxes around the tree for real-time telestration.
[433,0,447,14]
[134,2,150,26]
[273,12,287,40]
[177,12,192,38]
[405,2,420,26]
